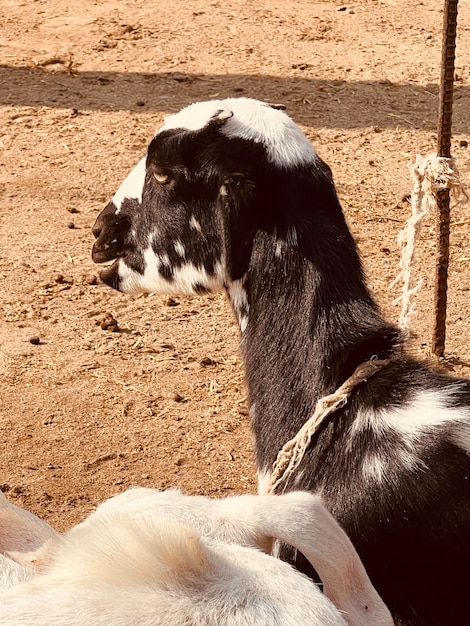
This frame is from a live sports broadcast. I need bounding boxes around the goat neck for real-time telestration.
[226,161,400,473]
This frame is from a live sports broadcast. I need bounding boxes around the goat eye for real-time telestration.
[153,172,169,185]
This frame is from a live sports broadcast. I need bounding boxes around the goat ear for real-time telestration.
[220,175,257,281]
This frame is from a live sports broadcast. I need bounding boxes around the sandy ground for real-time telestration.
[1,0,469,531]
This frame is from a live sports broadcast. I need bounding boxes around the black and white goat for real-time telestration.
[92,98,470,626]
[0,488,392,625]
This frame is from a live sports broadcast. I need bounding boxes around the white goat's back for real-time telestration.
[0,507,346,626]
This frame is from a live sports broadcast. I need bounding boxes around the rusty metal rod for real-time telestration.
[432,0,459,357]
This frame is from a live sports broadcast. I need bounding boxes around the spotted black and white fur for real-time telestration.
[92,97,470,626]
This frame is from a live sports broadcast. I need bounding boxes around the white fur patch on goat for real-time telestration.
[361,453,388,483]
[275,239,284,258]
[349,389,470,482]
[227,279,249,333]
[112,157,146,213]
[118,244,225,295]
[159,252,171,267]
[158,98,318,169]
[394,388,470,446]
[286,225,298,246]
[351,389,469,440]
[189,215,202,232]
[173,240,186,258]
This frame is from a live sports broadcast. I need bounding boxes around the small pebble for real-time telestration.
[200,357,216,366]
[460,140,468,148]
[170,391,185,403]
[84,273,98,285]
[66,221,75,229]
[165,297,179,307]
[67,206,79,214]
[29,336,40,345]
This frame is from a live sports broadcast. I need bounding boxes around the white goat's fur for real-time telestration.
[0,488,392,626]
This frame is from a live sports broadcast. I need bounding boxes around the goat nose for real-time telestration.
[91,208,132,264]
[92,222,102,239]
[92,201,120,238]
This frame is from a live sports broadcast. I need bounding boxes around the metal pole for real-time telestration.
[432,0,459,357]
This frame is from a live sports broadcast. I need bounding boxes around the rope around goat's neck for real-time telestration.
[268,358,392,494]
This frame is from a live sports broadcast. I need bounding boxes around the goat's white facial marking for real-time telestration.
[158,98,318,169]
[189,216,202,232]
[173,240,186,258]
[117,242,226,296]
[112,157,146,213]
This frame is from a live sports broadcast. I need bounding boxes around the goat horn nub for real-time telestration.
[213,109,234,123]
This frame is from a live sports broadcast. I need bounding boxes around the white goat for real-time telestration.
[0,488,392,625]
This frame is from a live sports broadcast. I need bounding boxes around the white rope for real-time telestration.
[268,358,391,494]
[391,152,464,333]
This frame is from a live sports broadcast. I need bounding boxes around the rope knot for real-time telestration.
[391,152,466,333]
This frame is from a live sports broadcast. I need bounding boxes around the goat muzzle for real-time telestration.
[91,203,131,264]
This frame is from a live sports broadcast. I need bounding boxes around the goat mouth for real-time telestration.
[92,240,124,264]
[92,214,131,264]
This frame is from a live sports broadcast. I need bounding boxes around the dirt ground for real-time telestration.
[1,0,470,531]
